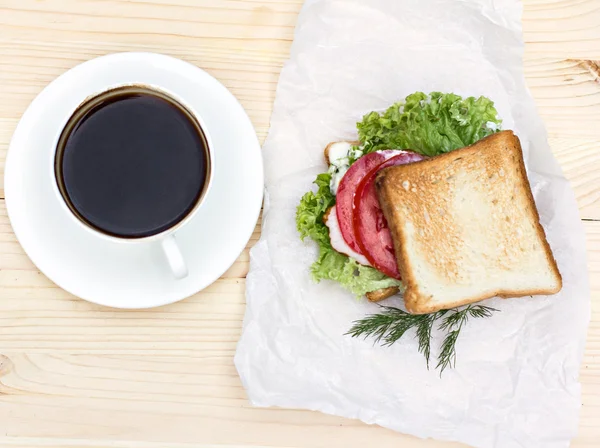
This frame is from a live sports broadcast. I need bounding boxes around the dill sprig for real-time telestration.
[346,305,497,374]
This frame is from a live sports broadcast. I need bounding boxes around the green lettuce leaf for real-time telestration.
[296,173,402,296]
[357,92,502,157]
[311,250,402,297]
[296,173,334,246]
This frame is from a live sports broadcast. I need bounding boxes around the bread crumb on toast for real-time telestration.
[376,131,562,314]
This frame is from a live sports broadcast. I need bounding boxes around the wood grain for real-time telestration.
[0,0,599,447]
[0,210,598,447]
[0,205,598,447]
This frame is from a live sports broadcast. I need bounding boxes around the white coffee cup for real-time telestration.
[51,84,214,280]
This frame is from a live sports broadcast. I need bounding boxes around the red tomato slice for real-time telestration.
[353,151,425,279]
[335,150,400,254]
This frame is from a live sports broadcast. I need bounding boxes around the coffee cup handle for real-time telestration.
[161,235,188,279]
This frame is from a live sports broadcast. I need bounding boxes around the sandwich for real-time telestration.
[295,91,562,369]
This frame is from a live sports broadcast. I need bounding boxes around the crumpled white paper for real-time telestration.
[234,0,591,446]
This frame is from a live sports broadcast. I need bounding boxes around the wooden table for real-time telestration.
[0,1,598,447]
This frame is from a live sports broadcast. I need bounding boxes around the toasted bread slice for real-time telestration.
[366,287,400,302]
[376,131,562,314]
[324,141,359,165]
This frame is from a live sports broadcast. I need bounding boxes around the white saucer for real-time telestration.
[4,52,263,309]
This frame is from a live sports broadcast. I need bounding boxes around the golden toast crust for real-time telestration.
[366,287,400,302]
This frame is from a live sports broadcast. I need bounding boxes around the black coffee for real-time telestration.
[55,86,210,238]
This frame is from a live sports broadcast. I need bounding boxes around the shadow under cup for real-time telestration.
[54,85,211,239]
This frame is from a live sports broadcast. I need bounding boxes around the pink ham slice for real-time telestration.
[353,151,425,279]
[324,207,371,266]
[335,150,401,255]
